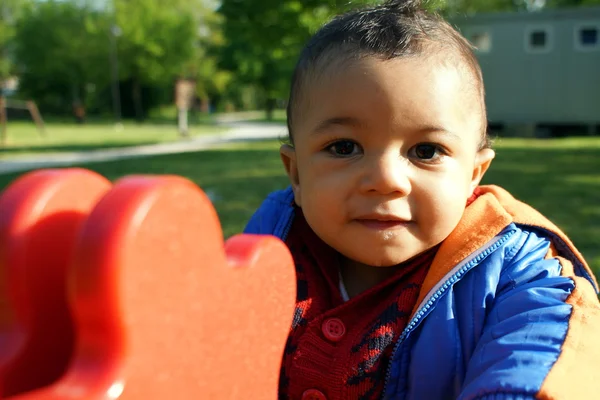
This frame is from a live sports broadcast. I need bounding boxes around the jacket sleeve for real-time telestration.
[243,187,295,238]
[458,229,600,400]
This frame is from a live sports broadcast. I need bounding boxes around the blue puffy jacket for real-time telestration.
[244,185,600,400]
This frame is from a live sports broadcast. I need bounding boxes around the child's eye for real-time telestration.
[409,143,446,162]
[327,140,361,157]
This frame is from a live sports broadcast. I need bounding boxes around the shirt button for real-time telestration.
[322,318,346,342]
[302,389,327,400]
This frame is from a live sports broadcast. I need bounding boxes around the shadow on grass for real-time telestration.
[0,141,168,155]
[37,113,218,126]
[0,140,598,278]
[236,118,288,125]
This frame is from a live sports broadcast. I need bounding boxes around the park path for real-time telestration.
[0,121,287,175]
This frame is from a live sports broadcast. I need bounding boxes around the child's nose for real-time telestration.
[359,152,411,196]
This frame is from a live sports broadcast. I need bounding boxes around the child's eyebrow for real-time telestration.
[413,126,463,142]
[312,118,462,142]
[311,117,362,135]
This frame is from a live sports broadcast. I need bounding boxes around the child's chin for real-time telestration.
[355,253,418,268]
[354,246,431,267]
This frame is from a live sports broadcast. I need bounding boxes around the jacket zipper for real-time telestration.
[382,229,517,399]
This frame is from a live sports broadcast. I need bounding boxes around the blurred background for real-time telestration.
[0,0,598,277]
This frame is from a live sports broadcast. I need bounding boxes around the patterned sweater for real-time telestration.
[279,209,438,400]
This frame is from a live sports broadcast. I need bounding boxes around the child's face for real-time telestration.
[281,55,495,267]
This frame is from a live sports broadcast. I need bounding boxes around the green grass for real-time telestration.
[0,136,598,280]
[0,140,288,238]
[0,121,227,159]
[486,136,600,277]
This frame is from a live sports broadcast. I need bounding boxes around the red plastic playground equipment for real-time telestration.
[0,168,297,399]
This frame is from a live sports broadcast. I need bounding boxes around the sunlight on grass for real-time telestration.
[0,122,227,159]
[484,138,600,279]
[493,136,600,149]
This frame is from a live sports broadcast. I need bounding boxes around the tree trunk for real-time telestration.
[132,78,144,122]
[0,97,7,147]
[265,97,276,121]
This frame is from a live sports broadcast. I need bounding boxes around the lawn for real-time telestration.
[0,121,227,159]
[0,136,598,279]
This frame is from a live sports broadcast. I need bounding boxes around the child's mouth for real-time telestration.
[356,219,410,230]
[354,213,411,230]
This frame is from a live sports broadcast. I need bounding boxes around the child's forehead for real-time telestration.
[310,49,476,90]
[295,54,483,139]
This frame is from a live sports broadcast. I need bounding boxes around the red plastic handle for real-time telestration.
[0,169,112,397]
[1,171,296,400]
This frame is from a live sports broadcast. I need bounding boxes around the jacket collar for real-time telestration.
[413,185,597,315]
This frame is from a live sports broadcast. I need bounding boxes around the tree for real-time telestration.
[0,0,31,85]
[12,0,224,120]
[441,0,518,14]
[113,0,200,120]
[178,1,233,112]
[218,0,378,119]
[12,0,111,114]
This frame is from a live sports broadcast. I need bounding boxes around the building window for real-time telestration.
[581,28,597,45]
[575,24,600,51]
[470,31,492,53]
[530,31,547,47]
[525,26,553,54]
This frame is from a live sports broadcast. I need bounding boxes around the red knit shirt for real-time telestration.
[279,209,438,400]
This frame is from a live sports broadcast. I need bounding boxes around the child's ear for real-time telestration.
[280,144,302,207]
[470,148,495,193]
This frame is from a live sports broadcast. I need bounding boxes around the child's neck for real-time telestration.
[339,258,403,299]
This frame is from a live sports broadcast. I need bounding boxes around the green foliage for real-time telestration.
[13,1,110,112]
[440,0,520,14]
[114,0,198,85]
[110,0,201,118]
[217,0,380,114]
[10,0,212,118]
[0,0,31,82]
[183,3,234,106]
